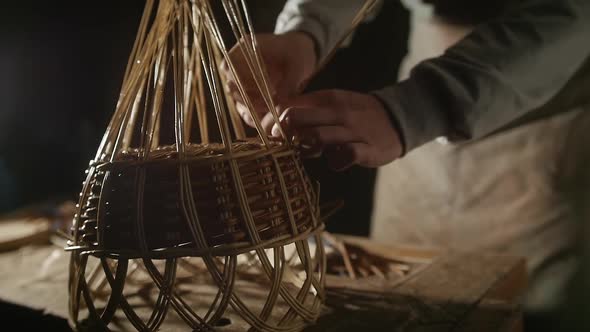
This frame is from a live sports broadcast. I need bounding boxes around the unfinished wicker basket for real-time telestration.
[66,0,378,330]
[66,0,325,331]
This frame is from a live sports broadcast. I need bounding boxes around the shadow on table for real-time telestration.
[1,300,72,332]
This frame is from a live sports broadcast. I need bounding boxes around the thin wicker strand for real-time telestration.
[65,0,375,330]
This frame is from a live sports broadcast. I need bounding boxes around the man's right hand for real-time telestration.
[221,32,317,131]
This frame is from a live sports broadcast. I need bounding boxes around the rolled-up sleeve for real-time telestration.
[374,0,590,153]
[274,0,371,61]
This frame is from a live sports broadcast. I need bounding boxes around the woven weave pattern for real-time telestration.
[66,0,325,330]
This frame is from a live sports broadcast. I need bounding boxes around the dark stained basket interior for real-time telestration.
[75,145,318,252]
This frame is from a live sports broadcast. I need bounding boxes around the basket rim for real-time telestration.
[66,223,325,259]
[95,141,299,171]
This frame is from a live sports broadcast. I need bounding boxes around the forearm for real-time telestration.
[274,0,370,61]
[375,0,590,153]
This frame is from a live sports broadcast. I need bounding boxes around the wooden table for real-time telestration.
[0,230,526,332]
[311,236,526,332]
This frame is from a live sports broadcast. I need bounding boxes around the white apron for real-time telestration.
[371,0,590,313]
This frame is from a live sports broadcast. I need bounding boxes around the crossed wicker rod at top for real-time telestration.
[95,0,379,164]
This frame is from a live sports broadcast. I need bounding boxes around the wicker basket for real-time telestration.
[73,141,320,255]
[66,0,326,331]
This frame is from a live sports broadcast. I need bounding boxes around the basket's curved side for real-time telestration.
[66,0,327,330]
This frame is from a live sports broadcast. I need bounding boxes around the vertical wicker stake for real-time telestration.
[66,0,327,331]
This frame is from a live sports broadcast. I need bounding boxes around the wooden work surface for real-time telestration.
[0,232,526,332]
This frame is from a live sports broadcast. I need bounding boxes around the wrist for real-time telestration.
[369,92,407,157]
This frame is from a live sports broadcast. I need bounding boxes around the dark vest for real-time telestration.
[423,0,511,25]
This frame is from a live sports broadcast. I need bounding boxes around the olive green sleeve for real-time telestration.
[373,0,590,153]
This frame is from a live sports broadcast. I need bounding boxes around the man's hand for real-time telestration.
[221,32,317,131]
[273,90,403,170]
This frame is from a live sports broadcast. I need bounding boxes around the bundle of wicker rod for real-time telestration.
[65,0,377,331]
